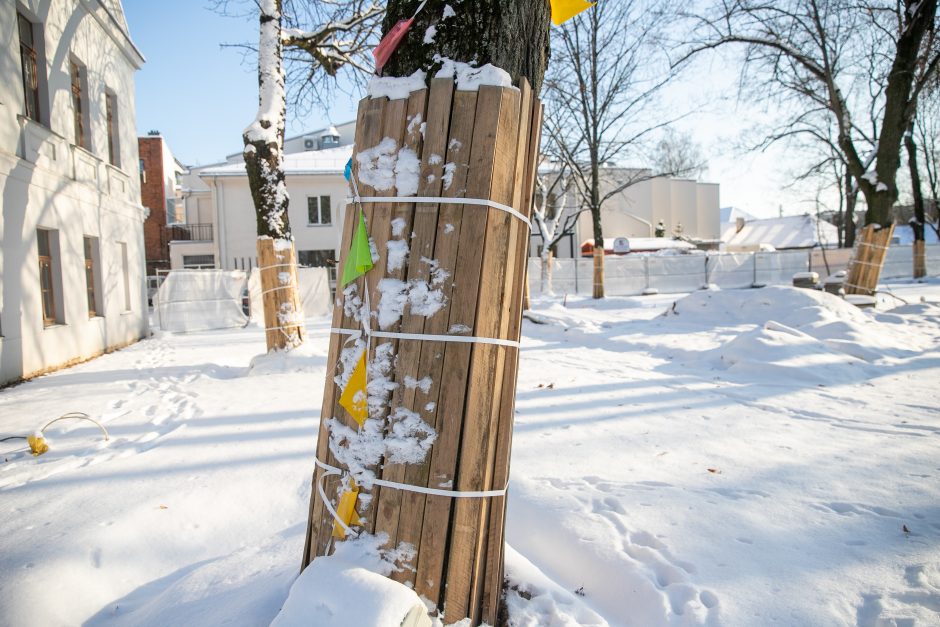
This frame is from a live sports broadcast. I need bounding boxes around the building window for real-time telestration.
[105,92,119,166]
[38,229,62,326]
[119,242,131,311]
[307,196,332,225]
[182,255,215,269]
[70,59,90,150]
[84,237,102,317]
[139,158,146,183]
[298,249,337,282]
[18,12,43,123]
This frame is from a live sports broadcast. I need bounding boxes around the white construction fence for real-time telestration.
[528,244,940,297]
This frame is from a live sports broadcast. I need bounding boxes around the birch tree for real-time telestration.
[531,159,580,294]
[240,0,382,351]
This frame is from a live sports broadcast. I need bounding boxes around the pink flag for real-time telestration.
[372,0,428,73]
[373,17,414,73]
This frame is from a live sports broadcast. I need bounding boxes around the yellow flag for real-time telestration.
[551,0,595,25]
[332,478,362,540]
[338,352,368,427]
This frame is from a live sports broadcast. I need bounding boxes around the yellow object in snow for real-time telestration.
[331,479,362,540]
[338,352,369,427]
[550,0,595,25]
[27,434,49,456]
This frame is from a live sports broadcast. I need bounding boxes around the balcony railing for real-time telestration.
[162,223,213,245]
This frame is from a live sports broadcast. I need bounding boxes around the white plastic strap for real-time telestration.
[847,259,885,268]
[331,326,520,348]
[256,263,295,272]
[843,282,875,293]
[857,242,890,251]
[317,466,359,538]
[315,458,507,499]
[348,196,531,230]
[261,285,296,297]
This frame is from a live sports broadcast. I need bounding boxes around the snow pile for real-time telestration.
[434,56,513,92]
[271,534,424,627]
[368,70,427,101]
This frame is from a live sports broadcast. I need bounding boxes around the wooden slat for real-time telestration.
[412,88,483,608]
[480,82,538,625]
[443,85,522,622]
[372,88,429,546]
[311,95,388,557]
[385,79,458,585]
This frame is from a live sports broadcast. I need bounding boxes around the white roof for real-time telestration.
[200,145,352,177]
[722,214,838,249]
[720,206,756,223]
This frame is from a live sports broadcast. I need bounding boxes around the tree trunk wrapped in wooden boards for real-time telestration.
[843,224,896,296]
[302,76,542,626]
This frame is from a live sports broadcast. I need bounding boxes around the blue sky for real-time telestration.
[121,1,825,218]
[123,0,359,166]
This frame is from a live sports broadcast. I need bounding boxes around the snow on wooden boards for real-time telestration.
[303,79,542,626]
[844,223,896,296]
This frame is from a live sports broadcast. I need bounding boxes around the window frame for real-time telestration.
[105,91,120,167]
[306,195,332,226]
[69,57,90,150]
[38,229,56,327]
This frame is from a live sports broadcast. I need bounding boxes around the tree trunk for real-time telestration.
[844,169,857,249]
[906,121,927,278]
[244,0,303,351]
[304,4,549,626]
[382,0,551,93]
[541,248,554,295]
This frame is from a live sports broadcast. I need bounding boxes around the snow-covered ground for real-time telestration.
[1,281,939,627]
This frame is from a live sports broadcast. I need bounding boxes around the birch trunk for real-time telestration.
[244,0,303,351]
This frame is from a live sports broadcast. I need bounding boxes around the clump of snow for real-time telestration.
[444,223,455,234]
[384,407,436,465]
[404,376,432,393]
[394,147,420,196]
[367,342,398,419]
[448,139,461,151]
[434,56,514,92]
[441,163,457,190]
[386,240,410,273]
[423,24,437,44]
[407,114,423,137]
[343,284,365,323]
[391,217,407,237]
[334,340,366,390]
[368,70,427,101]
[247,341,325,376]
[376,279,447,329]
[424,402,436,412]
[442,4,456,19]
[357,138,420,196]
[422,257,450,286]
[271,533,424,627]
[448,323,470,334]
[428,154,443,166]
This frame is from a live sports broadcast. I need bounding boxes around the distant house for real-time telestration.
[531,166,721,258]
[0,0,148,385]
[170,122,356,289]
[139,132,186,275]
[722,214,839,251]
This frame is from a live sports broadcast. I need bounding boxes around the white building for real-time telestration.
[533,167,721,257]
[172,123,356,281]
[0,0,148,385]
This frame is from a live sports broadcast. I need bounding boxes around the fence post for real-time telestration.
[644,255,651,293]
[752,252,758,287]
[704,255,710,288]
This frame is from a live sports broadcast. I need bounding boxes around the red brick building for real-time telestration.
[139,133,183,275]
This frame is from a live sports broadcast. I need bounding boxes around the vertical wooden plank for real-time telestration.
[411,88,486,608]
[372,88,429,546]
[443,85,522,622]
[311,95,389,558]
[480,83,538,625]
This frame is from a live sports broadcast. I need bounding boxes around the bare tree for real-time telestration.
[531,159,582,294]
[682,0,939,233]
[236,0,382,351]
[914,88,940,236]
[651,128,708,181]
[545,0,687,298]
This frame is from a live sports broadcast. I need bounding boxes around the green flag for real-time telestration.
[341,209,374,286]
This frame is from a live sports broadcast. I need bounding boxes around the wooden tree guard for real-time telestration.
[302,79,541,626]
[913,240,926,279]
[256,238,304,350]
[843,223,896,296]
